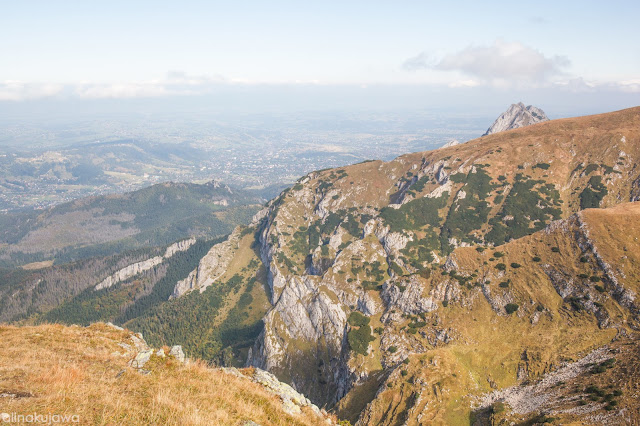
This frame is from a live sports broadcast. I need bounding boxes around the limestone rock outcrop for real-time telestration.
[95,238,196,291]
[483,102,548,136]
[170,228,242,298]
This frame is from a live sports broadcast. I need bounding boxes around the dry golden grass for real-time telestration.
[0,323,328,425]
[20,260,54,270]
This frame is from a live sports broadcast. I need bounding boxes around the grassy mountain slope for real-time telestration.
[243,107,640,418]
[350,201,640,424]
[0,323,330,425]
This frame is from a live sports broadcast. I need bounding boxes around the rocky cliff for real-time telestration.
[95,238,196,290]
[241,107,640,423]
[171,231,242,298]
[483,102,549,136]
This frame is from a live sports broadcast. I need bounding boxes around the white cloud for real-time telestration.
[74,82,169,99]
[617,79,640,93]
[405,40,570,87]
[166,71,226,86]
[448,79,481,88]
[74,72,228,99]
[402,52,434,71]
[0,81,63,101]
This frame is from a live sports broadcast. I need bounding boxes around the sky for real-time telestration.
[1,0,638,113]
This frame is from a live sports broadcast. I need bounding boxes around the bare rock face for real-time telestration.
[95,256,164,291]
[440,138,460,149]
[171,229,242,298]
[381,276,438,315]
[483,102,548,136]
[95,238,196,291]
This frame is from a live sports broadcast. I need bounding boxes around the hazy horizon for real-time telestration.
[2,1,638,116]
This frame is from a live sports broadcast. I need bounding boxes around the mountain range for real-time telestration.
[1,106,639,425]
[0,180,261,268]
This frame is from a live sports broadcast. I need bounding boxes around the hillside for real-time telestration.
[0,180,260,267]
[227,106,639,422]
[0,322,332,425]
[352,201,640,424]
[4,106,640,424]
[8,224,273,368]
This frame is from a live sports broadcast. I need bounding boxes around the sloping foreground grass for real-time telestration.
[0,323,328,425]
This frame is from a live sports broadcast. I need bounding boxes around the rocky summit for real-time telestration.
[483,102,549,136]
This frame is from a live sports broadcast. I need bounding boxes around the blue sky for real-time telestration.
[1,0,639,107]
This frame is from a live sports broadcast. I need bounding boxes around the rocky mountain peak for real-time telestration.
[482,102,549,136]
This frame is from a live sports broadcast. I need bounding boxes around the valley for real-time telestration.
[0,111,485,212]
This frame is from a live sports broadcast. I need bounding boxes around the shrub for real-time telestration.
[551,247,560,253]
[389,262,404,277]
[402,358,410,365]
[388,346,398,353]
[532,256,541,262]
[401,370,408,377]
[442,300,449,307]
[494,251,505,258]
[534,163,551,170]
[499,281,509,288]
[510,262,521,268]
[580,256,588,263]
[590,276,601,282]
[580,175,608,209]
[491,402,506,415]
[347,325,375,356]
[578,273,589,279]
[495,263,507,271]
[505,303,519,314]
[601,358,616,367]
[348,311,370,327]
[595,285,605,293]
